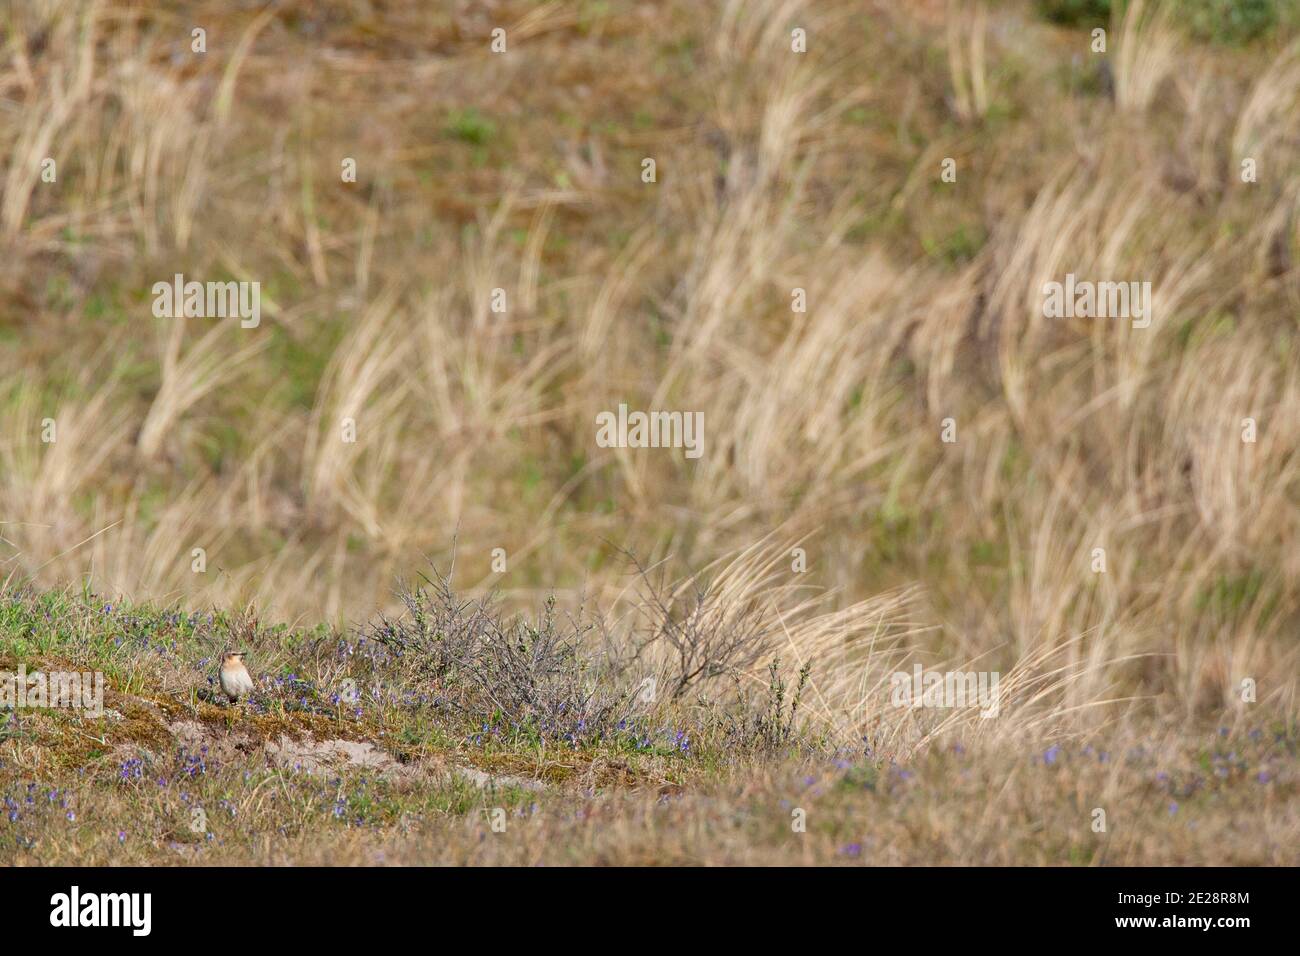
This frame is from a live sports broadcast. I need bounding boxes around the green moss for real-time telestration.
[922,222,986,265]
[445,108,497,146]
[1195,569,1275,623]
[1037,0,1290,43]
[1037,0,1111,27]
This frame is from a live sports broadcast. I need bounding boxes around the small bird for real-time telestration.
[218,651,254,704]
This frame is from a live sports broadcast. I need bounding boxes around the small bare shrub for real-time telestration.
[365,568,634,743]
[628,552,781,701]
[363,569,496,684]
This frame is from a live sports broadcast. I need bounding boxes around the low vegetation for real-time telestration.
[1,573,1295,865]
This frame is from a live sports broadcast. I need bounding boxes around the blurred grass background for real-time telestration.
[0,0,1297,726]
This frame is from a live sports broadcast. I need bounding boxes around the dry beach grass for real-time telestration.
[0,0,1298,865]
